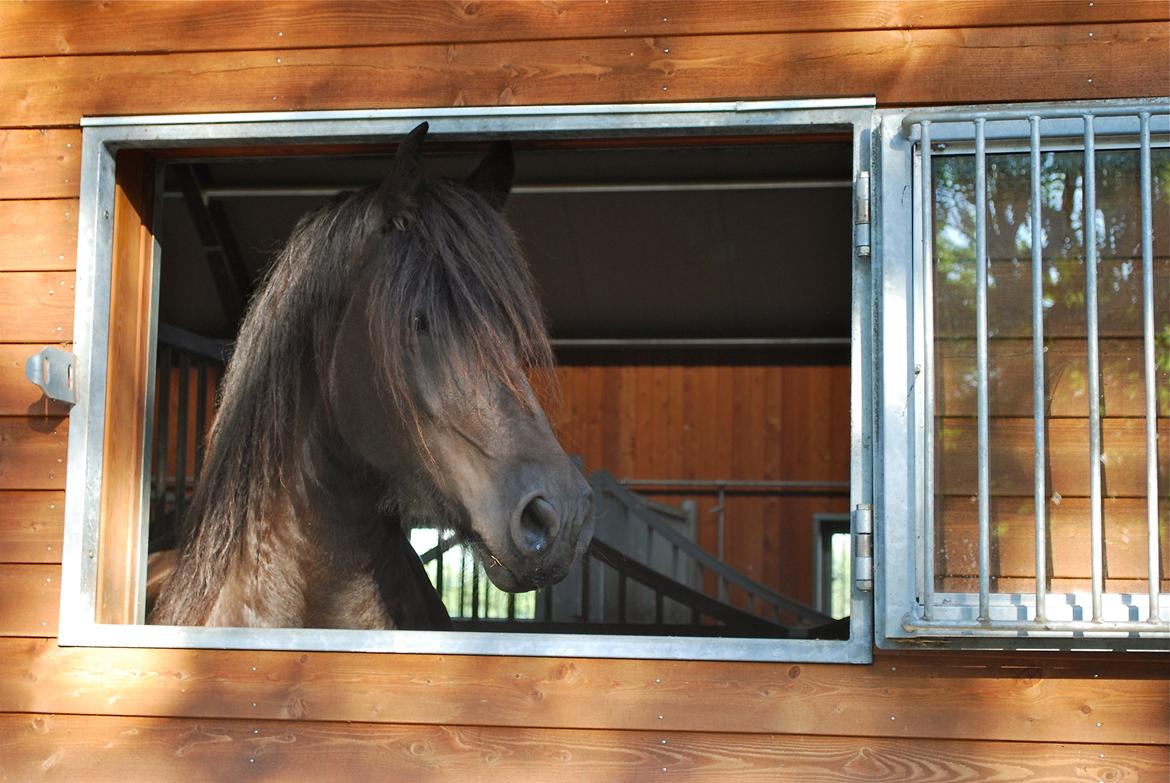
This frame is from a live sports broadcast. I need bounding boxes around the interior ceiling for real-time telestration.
[157,139,852,343]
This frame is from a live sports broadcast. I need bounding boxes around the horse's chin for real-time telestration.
[471,539,572,594]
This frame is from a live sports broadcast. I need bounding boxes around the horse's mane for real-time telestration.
[152,175,552,624]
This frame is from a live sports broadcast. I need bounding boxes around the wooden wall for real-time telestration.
[1,2,1167,779]
[551,360,849,605]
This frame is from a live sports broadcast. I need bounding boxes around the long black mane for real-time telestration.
[152,168,553,624]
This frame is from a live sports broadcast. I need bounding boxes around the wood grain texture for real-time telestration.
[0,640,1166,744]
[936,496,1170,583]
[937,416,1169,498]
[0,713,1164,783]
[0,344,72,417]
[937,338,1170,419]
[0,131,81,200]
[0,199,78,272]
[0,417,68,490]
[2,1,1164,57]
[0,23,1165,128]
[96,151,155,625]
[0,564,58,636]
[0,491,64,564]
[551,362,849,602]
[0,272,74,343]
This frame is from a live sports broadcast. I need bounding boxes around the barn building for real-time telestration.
[1,2,1168,779]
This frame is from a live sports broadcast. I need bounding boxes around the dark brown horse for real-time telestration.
[151,123,594,629]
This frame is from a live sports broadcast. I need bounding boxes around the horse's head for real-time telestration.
[328,123,593,592]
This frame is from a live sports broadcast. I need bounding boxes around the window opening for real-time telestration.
[58,100,874,661]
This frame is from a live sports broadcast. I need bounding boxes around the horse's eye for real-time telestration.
[413,314,429,333]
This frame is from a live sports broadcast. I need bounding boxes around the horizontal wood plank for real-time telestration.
[0,344,73,416]
[938,338,1170,419]
[0,199,78,271]
[0,713,1163,783]
[937,416,1169,498]
[0,640,1165,744]
[0,491,64,564]
[0,130,81,200]
[2,1,1164,58]
[0,272,74,342]
[0,564,58,636]
[0,23,1164,128]
[0,417,68,490]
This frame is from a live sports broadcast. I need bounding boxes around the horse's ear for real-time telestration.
[377,122,429,217]
[466,140,514,210]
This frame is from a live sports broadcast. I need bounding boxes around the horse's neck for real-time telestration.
[203,423,449,631]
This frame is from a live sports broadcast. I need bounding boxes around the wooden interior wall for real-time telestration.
[0,2,1167,779]
[550,360,849,605]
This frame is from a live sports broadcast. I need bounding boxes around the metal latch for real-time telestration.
[853,503,873,592]
[854,170,871,257]
[25,347,77,407]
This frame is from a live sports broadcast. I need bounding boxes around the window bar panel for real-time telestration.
[1029,116,1048,623]
[1083,114,1105,623]
[920,120,936,620]
[974,117,992,622]
[1139,111,1161,622]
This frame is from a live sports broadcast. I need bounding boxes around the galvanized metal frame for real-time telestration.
[59,98,876,663]
[876,98,1170,649]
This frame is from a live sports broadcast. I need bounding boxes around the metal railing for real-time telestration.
[905,102,1169,637]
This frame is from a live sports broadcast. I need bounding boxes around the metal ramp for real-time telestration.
[431,470,835,638]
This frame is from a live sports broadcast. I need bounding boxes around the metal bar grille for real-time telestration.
[906,101,1169,639]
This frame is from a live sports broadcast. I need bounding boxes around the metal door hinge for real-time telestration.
[854,171,871,257]
[853,503,873,591]
[25,347,77,407]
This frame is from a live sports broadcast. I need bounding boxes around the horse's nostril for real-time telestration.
[517,496,558,554]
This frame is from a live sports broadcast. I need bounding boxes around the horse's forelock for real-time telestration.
[365,180,554,434]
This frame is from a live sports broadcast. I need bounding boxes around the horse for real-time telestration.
[150,122,594,630]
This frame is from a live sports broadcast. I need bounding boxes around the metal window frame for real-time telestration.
[875,98,1170,650]
[58,98,876,663]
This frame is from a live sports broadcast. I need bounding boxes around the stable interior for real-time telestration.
[148,136,855,638]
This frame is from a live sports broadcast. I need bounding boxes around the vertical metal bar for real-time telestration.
[693,564,703,624]
[193,358,208,481]
[153,346,172,526]
[716,484,727,602]
[1083,113,1105,623]
[581,551,592,621]
[543,582,553,622]
[458,546,467,617]
[434,537,445,601]
[174,351,190,526]
[471,558,480,620]
[617,572,627,624]
[1139,111,1161,622]
[974,117,992,622]
[506,592,516,622]
[655,590,664,624]
[921,120,936,620]
[1030,115,1049,624]
[716,485,726,562]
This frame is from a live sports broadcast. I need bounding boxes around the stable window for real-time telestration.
[55,100,875,662]
[876,99,1169,649]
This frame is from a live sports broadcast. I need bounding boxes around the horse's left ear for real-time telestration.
[378,121,429,221]
[466,140,514,210]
